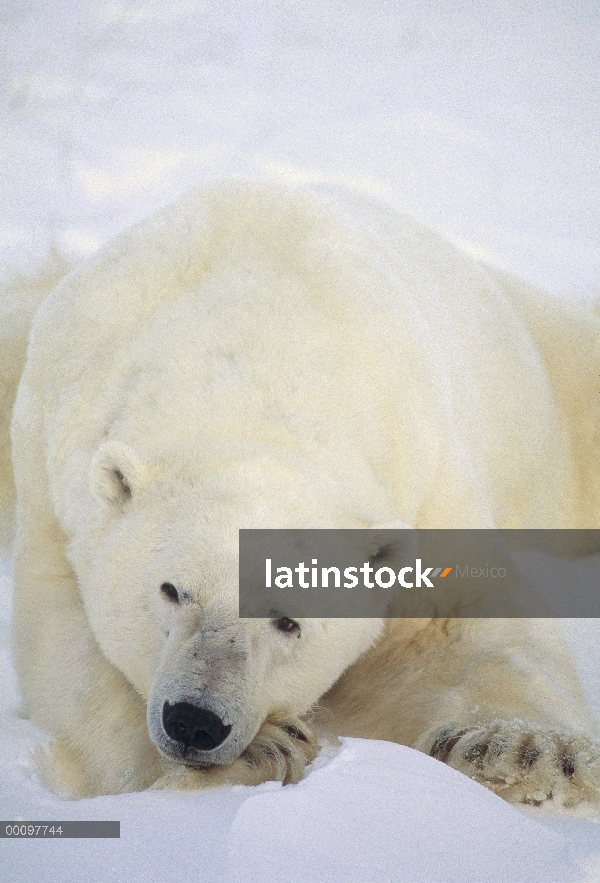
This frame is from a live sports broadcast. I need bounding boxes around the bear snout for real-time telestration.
[162,700,232,751]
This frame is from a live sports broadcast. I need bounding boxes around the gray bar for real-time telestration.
[0,822,120,838]
[239,529,600,618]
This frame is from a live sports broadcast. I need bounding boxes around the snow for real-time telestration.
[2,1,599,296]
[226,743,575,883]
[2,2,600,881]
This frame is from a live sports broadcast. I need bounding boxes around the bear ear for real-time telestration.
[89,441,148,507]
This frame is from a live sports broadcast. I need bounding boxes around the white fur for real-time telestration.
[8,181,600,802]
[0,246,70,545]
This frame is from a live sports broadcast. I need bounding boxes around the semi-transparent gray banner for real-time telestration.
[238,529,600,617]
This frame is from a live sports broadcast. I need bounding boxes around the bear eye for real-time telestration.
[273,617,300,636]
[160,583,180,603]
[370,543,394,564]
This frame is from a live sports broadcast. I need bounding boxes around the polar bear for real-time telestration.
[8,181,600,803]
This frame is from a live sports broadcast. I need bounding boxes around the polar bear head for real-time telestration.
[81,440,408,769]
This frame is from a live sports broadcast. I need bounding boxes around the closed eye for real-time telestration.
[371,543,394,564]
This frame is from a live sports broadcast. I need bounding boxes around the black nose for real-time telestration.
[162,701,232,750]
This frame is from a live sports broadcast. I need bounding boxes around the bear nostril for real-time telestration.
[162,701,232,750]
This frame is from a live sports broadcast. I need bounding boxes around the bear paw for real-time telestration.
[417,720,600,807]
[151,714,319,791]
[238,713,320,786]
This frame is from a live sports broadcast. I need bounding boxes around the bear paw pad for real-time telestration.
[418,720,600,807]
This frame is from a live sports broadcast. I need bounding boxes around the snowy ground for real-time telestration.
[2,2,600,881]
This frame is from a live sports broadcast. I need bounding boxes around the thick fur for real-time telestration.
[7,181,600,804]
[0,247,70,545]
